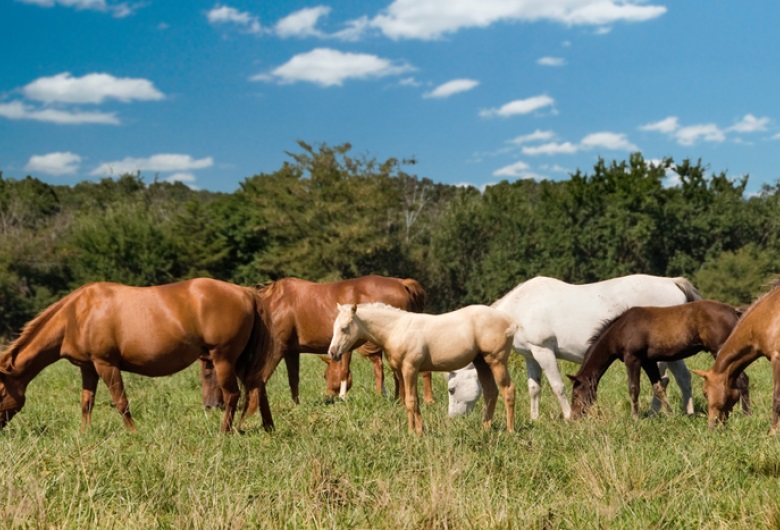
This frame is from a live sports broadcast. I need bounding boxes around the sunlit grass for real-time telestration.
[1,351,778,529]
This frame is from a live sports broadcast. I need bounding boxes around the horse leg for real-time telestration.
[401,363,423,435]
[624,357,642,418]
[213,359,242,433]
[483,354,516,433]
[771,355,780,435]
[641,359,671,415]
[522,352,542,420]
[339,350,355,398]
[529,345,571,420]
[200,358,224,410]
[80,365,99,432]
[664,360,694,415]
[283,350,301,404]
[93,361,136,432]
[736,371,752,415]
[471,356,499,430]
[422,372,435,404]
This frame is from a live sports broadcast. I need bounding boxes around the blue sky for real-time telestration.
[1,1,779,194]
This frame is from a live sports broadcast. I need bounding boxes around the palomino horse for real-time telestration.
[447,275,702,420]
[694,284,780,431]
[234,276,433,430]
[0,279,270,433]
[328,303,516,435]
[569,300,749,419]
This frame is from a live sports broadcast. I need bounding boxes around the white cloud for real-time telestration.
[674,124,725,146]
[0,100,120,124]
[522,141,579,156]
[371,0,666,40]
[165,172,199,189]
[537,56,566,67]
[728,113,770,133]
[330,16,370,41]
[275,6,330,38]
[207,4,262,34]
[580,131,637,151]
[254,48,413,87]
[640,116,679,134]
[520,131,637,155]
[424,78,479,99]
[23,72,164,104]
[91,154,214,176]
[17,0,135,17]
[642,114,770,146]
[492,161,548,180]
[509,129,556,145]
[480,94,555,118]
[25,152,82,175]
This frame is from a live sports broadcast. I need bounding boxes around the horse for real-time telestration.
[232,276,433,430]
[693,284,780,431]
[447,275,702,420]
[0,278,270,433]
[569,300,749,419]
[447,363,482,417]
[328,303,517,435]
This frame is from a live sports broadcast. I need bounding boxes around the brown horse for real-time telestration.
[0,278,270,433]
[569,300,749,419]
[231,276,434,428]
[694,284,780,431]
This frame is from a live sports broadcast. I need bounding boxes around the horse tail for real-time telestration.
[673,277,702,302]
[505,321,519,338]
[236,290,274,430]
[401,278,426,313]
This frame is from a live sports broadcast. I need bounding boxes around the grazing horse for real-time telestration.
[235,276,433,430]
[328,303,516,435]
[0,279,269,433]
[569,300,749,419]
[694,284,780,431]
[447,275,702,420]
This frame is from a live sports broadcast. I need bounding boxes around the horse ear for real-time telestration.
[349,304,357,314]
[691,369,710,380]
[567,374,579,383]
[320,356,332,364]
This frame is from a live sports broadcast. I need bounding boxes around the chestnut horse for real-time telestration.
[694,284,780,431]
[232,276,433,429]
[328,303,516,435]
[569,300,749,419]
[0,279,270,433]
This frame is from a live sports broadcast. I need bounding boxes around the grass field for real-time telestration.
[2,351,780,529]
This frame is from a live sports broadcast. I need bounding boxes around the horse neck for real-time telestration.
[354,306,402,347]
[1,298,69,386]
[712,326,763,382]
[578,337,619,387]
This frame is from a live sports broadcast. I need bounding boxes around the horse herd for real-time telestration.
[1,273,779,435]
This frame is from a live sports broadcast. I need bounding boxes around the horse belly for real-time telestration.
[119,349,200,377]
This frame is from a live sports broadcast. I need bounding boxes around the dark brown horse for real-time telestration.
[569,300,749,419]
[694,284,780,431]
[0,279,270,433]
[227,276,433,429]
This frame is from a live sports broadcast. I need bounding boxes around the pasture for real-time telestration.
[1,352,779,529]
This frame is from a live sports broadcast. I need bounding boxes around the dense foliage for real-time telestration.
[2,142,779,336]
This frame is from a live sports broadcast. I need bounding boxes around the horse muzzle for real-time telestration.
[328,348,343,362]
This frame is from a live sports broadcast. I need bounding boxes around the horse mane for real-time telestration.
[586,310,628,349]
[255,280,281,301]
[357,302,402,312]
[0,290,75,374]
[736,279,780,322]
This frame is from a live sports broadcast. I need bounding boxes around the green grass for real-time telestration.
[2,352,780,529]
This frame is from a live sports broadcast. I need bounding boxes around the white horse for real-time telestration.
[447,275,701,420]
[328,303,516,434]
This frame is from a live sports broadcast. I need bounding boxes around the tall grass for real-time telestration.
[1,351,779,529]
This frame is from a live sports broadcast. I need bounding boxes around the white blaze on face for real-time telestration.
[339,379,348,398]
[447,363,482,417]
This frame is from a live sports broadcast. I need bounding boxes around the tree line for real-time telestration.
[2,141,779,338]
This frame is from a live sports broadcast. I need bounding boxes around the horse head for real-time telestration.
[568,374,597,419]
[0,373,25,429]
[328,304,359,362]
[321,356,352,398]
[447,364,482,417]
[692,369,739,429]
